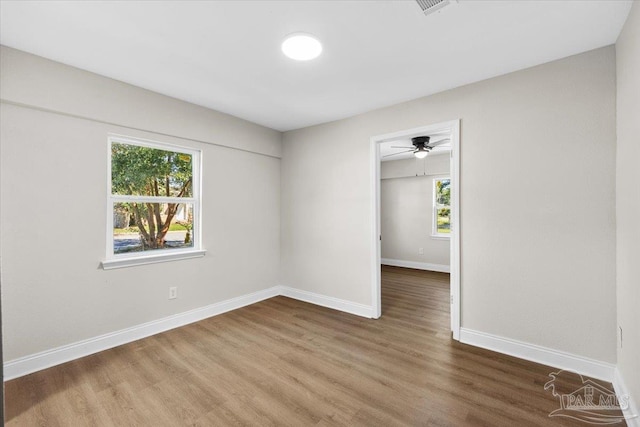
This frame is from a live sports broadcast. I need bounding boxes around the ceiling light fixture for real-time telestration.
[383,136,450,160]
[414,146,429,159]
[281,33,323,61]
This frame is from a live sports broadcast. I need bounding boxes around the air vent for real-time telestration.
[416,0,452,16]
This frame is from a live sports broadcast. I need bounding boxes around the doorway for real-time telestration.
[370,120,460,340]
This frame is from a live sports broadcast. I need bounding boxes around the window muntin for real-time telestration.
[433,177,451,237]
[107,136,201,259]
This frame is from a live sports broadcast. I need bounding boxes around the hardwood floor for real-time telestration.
[5,266,624,426]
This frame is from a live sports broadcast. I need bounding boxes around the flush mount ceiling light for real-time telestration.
[281,33,322,61]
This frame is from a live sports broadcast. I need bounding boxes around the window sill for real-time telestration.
[431,234,451,240]
[101,249,206,270]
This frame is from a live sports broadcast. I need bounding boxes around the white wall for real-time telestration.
[0,47,281,158]
[381,155,450,268]
[615,2,640,412]
[0,46,281,361]
[281,46,617,363]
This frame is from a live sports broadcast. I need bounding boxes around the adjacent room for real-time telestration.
[1,1,638,425]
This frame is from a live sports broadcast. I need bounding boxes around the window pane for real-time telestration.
[111,143,193,197]
[113,202,194,254]
[435,178,451,205]
[437,207,451,234]
[434,177,451,236]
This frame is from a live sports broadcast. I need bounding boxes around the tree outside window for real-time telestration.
[433,177,451,236]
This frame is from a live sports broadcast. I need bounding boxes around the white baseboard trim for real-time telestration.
[459,328,616,382]
[4,286,281,381]
[4,285,376,380]
[279,286,375,319]
[381,258,450,273]
[613,367,640,426]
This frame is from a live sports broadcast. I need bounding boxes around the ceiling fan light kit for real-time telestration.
[414,147,429,159]
[411,136,431,159]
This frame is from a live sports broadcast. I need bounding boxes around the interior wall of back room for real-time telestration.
[381,154,450,267]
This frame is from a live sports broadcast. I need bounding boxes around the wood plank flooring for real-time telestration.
[4,266,625,426]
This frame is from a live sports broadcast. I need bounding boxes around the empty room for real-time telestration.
[0,1,638,426]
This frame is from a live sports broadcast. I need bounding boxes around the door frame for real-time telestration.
[369,119,461,340]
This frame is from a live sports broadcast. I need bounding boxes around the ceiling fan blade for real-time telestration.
[429,135,450,141]
[428,138,451,147]
[382,149,414,158]
[390,146,413,149]
[429,131,451,138]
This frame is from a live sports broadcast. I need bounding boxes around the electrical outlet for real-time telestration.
[418,247,424,255]
[169,287,177,300]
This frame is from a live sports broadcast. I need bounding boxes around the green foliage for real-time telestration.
[111,143,192,197]
[113,226,141,235]
[435,178,451,234]
[436,178,451,206]
[437,208,451,233]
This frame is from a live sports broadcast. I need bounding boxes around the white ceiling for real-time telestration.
[0,1,632,132]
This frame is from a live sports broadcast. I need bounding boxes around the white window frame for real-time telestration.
[432,175,451,239]
[102,134,205,270]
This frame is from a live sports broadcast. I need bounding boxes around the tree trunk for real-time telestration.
[146,203,161,248]
[131,178,193,250]
[131,203,151,248]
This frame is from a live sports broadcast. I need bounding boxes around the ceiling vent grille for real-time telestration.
[416,0,452,16]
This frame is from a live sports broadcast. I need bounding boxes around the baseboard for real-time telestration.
[9,289,617,390]
[3,286,281,381]
[4,285,376,380]
[279,286,375,318]
[381,258,450,273]
[613,367,640,426]
[459,328,616,382]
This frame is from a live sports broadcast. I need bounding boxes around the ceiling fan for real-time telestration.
[384,135,451,160]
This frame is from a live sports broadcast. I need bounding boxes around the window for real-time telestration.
[102,136,203,269]
[433,177,451,237]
